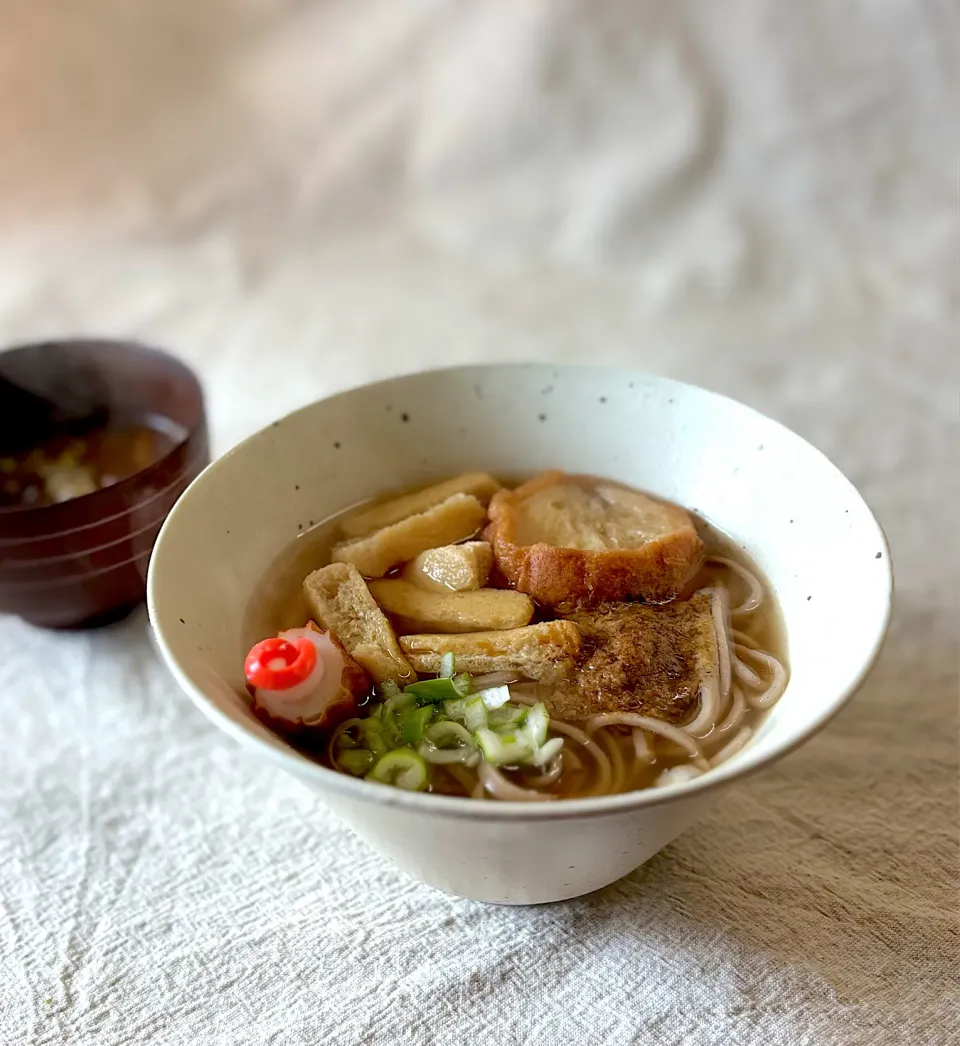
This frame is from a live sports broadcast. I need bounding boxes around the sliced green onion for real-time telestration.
[474,685,511,710]
[399,705,435,744]
[404,676,469,703]
[334,723,363,749]
[525,702,550,747]
[425,721,475,749]
[443,695,488,732]
[488,705,527,730]
[462,696,488,732]
[341,669,560,790]
[419,744,480,766]
[383,693,416,717]
[443,697,466,721]
[420,721,479,765]
[357,718,389,758]
[366,749,428,790]
[379,693,415,747]
[532,736,564,767]
[337,749,375,776]
[475,728,534,767]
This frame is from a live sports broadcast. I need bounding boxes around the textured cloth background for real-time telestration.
[0,2,957,1044]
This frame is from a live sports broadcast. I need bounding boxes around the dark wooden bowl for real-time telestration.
[0,339,208,628]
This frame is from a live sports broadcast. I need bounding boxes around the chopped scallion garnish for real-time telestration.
[357,718,388,758]
[525,702,550,747]
[474,685,512,710]
[334,653,563,791]
[399,705,435,744]
[365,749,428,790]
[337,749,375,776]
[403,675,469,703]
[488,705,526,730]
[475,728,535,767]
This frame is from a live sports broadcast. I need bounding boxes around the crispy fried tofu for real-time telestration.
[551,591,719,722]
[303,563,416,685]
[401,541,493,592]
[331,493,487,578]
[368,578,533,634]
[486,471,704,607]
[399,620,581,681]
[339,472,501,539]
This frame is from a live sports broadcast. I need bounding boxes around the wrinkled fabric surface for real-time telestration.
[0,2,957,1044]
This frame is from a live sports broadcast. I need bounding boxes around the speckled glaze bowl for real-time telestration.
[0,339,208,629]
[148,363,892,903]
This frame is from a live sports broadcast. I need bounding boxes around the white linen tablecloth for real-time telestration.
[0,3,957,1044]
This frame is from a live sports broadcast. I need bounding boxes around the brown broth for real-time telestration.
[242,476,789,799]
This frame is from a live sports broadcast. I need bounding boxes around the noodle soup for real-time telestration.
[241,471,788,802]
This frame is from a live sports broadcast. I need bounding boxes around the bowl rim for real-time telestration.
[0,338,205,528]
[148,362,894,822]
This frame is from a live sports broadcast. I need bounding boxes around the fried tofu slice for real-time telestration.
[401,541,493,592]
[485,471,704,608]
[553,591,719,723]
[400,621,581,681]
[368,578,533,634]
[331,493,487,578]
[303,563,416,685]
[339,472,501,539]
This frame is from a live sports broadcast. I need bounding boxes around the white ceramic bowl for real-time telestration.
[147,364,892,904]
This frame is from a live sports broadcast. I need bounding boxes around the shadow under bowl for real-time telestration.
[0,339,208,628]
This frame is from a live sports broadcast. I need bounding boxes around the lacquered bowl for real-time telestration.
[0,339,208,629]
[147,363,892,903]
